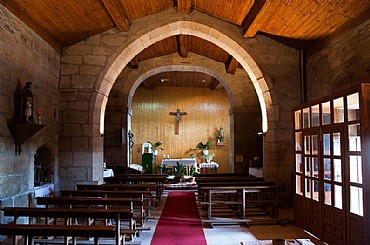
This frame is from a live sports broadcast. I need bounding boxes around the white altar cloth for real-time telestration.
[162,158,197,167]
[199,162,219,168]
[103,168,114,178]
[249,167,263,178]
[34,183,54,197]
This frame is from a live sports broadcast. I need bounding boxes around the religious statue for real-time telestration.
[21,82,34,122]
[128,130,134,148]
[216,127,224,142]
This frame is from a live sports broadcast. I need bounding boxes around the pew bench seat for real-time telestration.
[0,224,116,245]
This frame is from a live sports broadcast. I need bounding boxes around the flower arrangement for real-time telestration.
[201,153,215,163]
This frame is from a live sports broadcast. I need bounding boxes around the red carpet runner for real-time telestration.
[151,191,207,245]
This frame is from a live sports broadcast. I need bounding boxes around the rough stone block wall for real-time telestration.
[307,19,370,99]
[0,5,60,215]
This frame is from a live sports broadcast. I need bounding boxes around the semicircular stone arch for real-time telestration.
[60,10,284,188]
[108,52,261,172]
[96,12,274,134]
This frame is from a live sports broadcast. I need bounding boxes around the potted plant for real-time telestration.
[148,141,164,156]
[156,164,170,175]
[188,166,196,183]
[196,141,210,156]
[174,162,185,182]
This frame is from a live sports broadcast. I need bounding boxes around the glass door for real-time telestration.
[294,88,366,245]
[321,126,345,245]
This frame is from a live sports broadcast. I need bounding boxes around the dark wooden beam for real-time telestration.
[0,0,62,53]
[100,0,130,32]
[241,0,266,37]
[209,77,220,91]
[176,0,191,14]
[307,6,370,57]
[142,80,154,90]
[128,56,139,69]
[176,35,189,58]
[225,55,239,75]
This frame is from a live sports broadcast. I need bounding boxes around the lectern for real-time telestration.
[142,153,154,174]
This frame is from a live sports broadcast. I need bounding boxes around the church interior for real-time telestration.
[0,1,369,245]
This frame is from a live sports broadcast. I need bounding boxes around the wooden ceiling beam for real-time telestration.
[241,0,266,37]
[209,77,220,91]
[128,56,139,69]
[176,0,191,14]
[176,35,189,58]
[307,6,370,57]
[225,55,239,75]
[0,0,62,53]
[100,0,130,32]
[142,80,154,90]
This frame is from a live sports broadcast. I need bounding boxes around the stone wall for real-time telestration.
[306,18,370,99]
[0,5,60,217]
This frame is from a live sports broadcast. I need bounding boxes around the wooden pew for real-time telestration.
[104,175,166,198]
[194,173,251,178]
[76,183,159,203]
[195,176,264,183]
[1,207,134,245]
[59,190,151,219]
[196,181,275,204]
[38,196,140,208]
[0,224,115,245]
[197,181,274,188]
[198,185,281,221]
[36,197,137,231]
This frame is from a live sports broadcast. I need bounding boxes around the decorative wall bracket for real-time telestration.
[7,122,45,155]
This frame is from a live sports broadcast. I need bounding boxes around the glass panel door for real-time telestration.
[294,87,367,245]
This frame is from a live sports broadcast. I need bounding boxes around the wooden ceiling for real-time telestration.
[2,0,370,90]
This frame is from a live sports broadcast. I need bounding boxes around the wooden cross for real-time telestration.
[170,109,187,135]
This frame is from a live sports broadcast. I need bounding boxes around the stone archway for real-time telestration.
[96,19,273,135]
[106,52,261,173]
[59,10,282,188]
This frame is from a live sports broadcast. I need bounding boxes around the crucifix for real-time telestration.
[170,108,187,135]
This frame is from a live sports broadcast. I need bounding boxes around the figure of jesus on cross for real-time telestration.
[170,108,187,135]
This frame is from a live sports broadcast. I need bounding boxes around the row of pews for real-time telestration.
[195,173,285,226]
[0,174,168,245]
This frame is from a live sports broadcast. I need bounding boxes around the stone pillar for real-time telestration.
[59,90,105,189]
[232,106,262,174]
[104,104,129,172]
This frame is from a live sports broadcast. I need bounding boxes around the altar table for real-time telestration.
[199,162,219,173]
[161,158,197,167]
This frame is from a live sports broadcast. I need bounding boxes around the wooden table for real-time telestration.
[198,185,280,220]
[199,162,219,173]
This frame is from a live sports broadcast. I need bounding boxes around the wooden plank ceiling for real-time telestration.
[2,0,369,90]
